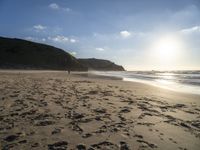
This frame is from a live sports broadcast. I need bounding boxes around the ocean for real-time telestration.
[92,70,200,95]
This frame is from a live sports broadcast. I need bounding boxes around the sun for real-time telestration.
[151,34,182,63]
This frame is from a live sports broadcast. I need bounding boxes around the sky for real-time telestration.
[0,0,200,70]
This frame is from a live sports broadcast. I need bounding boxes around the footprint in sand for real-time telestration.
[4,134,19,142]
[51,128,61,135]
[48,141,68,150]
[76,144,87,150]
[119,141,130,150]
[137,139,158,148]
[89,141,118,150]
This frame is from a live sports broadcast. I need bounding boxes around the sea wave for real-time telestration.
[91,70,200,95]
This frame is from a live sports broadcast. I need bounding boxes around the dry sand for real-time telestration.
[0,71,199,150]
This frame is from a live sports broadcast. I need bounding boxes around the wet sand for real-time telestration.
[0,71,200,150]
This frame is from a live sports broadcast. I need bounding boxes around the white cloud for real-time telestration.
[48,36,68,43]
[49,3,71,12]
[70,38,76,43]
[70,52,77,56]
[96,47,105,51]
[120,30,131,38]
[42,38,46,42]
[48,36,77,44]
[49,3,60,10]
[180,26,200,34]
[33,25,46,31]
[63,8,71,12]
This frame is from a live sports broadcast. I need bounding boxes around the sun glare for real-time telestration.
[151,34,183,64]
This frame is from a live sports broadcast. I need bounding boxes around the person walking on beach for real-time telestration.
[67,56,72,75]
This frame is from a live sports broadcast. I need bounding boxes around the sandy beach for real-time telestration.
[0,71,200,150]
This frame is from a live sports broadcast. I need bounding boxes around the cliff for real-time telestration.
[78,58,125,71]
[0,37,87,71]
[0,36,125,71]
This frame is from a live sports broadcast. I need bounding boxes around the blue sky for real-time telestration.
[0,0,200,70]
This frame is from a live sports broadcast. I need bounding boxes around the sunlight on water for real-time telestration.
[155,79,174,85]
[156,73,176,80]
[123,77,200,95]
[92,71,200,95]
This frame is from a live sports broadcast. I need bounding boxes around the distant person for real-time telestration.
[68,68,70,75]
[67,57,72,75]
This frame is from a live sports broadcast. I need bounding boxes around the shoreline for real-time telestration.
[88,71,200,96]
[0,71,200,149]
[1,70,200,102]
[1,69,200,96]
[74,71,200,100]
